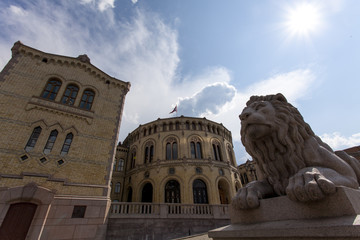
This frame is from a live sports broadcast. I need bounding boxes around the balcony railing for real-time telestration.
[109,202,229,219]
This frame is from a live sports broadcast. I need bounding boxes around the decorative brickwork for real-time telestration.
[0,42,130,239]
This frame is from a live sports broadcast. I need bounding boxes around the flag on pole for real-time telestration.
[169,105,177,114]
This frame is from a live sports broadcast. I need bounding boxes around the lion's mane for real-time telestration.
[241,94,331,195]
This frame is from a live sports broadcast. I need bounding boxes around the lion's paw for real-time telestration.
[232,187,260,210]
[286,168,336,202]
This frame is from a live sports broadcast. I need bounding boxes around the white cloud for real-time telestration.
[79,0,115,11]
[98,0,115,11]
[320,132,360,150]
[178,82,236,116]
[0,1,320,165]
[131,0,138,4]
[245,69,315,105]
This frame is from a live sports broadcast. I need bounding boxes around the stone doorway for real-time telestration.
[193,179,208,204]
[0,202,37,240]
[141,183,153,202]
[218,180,230,204]
[165,180,181,203]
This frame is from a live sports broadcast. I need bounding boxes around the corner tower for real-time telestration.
[0,41,130,239]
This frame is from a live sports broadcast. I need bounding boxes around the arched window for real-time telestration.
[166,138,178,160]
[113,159,117,171]
[175,122,180,130]
[127,187,133,202]
[193,179,208,204]
[212,141,222,161]
[130,149,136,169]
[165,180,181,203]
[143,129,147,137]
[186,122,190,130]
[114,182,121,193]
[192,122,196,130]
[60,133,73,156]
[41,78,62,100]
[43,130,58,154]
[148,127,152,135]
[61,84,79,105]
[190,137,202,159]
[243,173,249,184]
[169,122,173,130]
[154,125,157,133]
[150,145,154,162]
[218,180,230,204]
[25,126,42,152]
[198,122,202,131]
[117,159,124,171]
[141,183,153,203]
[227,146,234,165]
[79,89,95,110]
[144,142,154,164]
[240,174,245,185]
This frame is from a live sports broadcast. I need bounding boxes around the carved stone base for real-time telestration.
[208,187,360,239]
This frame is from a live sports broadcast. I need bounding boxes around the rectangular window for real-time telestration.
[71,206,86,218]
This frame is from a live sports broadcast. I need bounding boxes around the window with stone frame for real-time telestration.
[190,136,203,159]
[61,84,79,105]
[212,140,222,161]
[166,137,178,160]
[165,180,181,203]
[79,89,95,110]
[130,149,136,169]
[113,159,117,171]
[43,130,58,155]
[25,126,42,152]
[60,133,73,156]
[144,141,154,164]
[41,78,62,100]
[117,159,124,171]
[227,145,234,165]
[114,182,121,193]
[193,179,208,204]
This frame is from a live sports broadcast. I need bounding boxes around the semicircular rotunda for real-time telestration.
[111,116,241,204]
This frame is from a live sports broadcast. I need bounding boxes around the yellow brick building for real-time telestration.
[110,117,241,204]
[0,42,130,239]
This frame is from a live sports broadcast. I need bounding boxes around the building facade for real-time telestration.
[0,42,130,240]
[110,117,241,205]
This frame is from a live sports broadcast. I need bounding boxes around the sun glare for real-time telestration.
[285,3,321,38]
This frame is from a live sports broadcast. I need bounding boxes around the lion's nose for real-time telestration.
[239,112,250,121]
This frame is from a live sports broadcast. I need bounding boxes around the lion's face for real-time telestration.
[240,101,276,141]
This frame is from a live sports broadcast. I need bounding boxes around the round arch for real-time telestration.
[163,135,181,160]
[141,182,153,203]
[217,178,231,204]
[187,134,205,160]
[141,139,156,165]
[192,179,209,204]
[160,175,184,203]
[188,172,213,203]
[138,178,156,202]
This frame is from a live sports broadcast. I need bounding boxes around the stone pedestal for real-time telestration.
[208,187,360,239]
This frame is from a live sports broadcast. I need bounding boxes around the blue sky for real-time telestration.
[1,0,359,164]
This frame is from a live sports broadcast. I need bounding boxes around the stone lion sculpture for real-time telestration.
[232,93,360,209]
